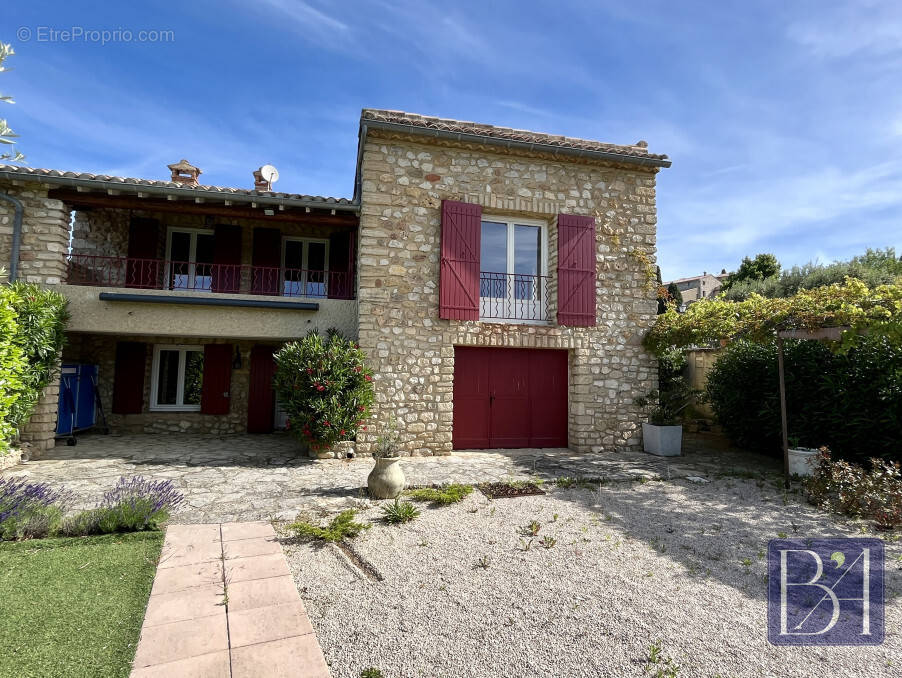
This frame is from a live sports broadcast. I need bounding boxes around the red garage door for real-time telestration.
[453,347,568,449]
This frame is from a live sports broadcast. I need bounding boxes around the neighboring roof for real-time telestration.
[360,109,671,168]
[0,164,356,211]
[667,273,728,285]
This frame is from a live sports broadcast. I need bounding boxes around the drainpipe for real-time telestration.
[0,191,23,282]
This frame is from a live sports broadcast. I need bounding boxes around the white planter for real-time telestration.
[788,447,819,477]
[367,457,406,499]
[642,422,682,457]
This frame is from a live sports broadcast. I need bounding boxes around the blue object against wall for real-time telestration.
[56,364,98,436]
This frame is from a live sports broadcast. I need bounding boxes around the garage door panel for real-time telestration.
[452,348,490,448]
[453,346,567,450]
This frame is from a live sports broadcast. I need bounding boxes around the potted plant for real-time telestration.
[634,350,695,457]
[367,419,405,499]
[787,436,820,477]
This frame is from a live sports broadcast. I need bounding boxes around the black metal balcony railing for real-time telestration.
[479,271,549,322]
[65,254,355,300]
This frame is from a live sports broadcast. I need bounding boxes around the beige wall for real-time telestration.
[355,133,660,455]
[57,284,357,341]
[685,348,720,417]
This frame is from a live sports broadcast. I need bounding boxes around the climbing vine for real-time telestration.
[642,278,902,356]
[594,210,658,294]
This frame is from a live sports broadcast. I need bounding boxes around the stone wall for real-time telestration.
[0,181,72,456]
[63,333,282,434]
[356,134,660,455]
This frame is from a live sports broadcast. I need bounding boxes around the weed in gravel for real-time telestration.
[777,531,788,539]
[418,539,429,547]
[519,538,533,551]
[475,555,490,569]
[381,499,420,525]
[408,483,474,505]
[288,509,371,542]
[520,520,541,537]
[361,668,384,678]
[552,513,559,522]
[646,640,679,677]
[540,535,557,549]
[741,557,752,567]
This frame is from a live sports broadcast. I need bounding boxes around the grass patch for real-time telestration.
[288,509,371,542]
[408,483,474,505]
[381,499,420,524]
[0,531,163,678]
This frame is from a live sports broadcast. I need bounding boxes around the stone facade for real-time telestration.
[355,133,660,455]
[0,182,71,454]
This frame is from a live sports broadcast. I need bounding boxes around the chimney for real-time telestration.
[167,159,201,186]
[253,169,270,191]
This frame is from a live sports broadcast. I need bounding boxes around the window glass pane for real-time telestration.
[480,221,508,298]
[183,351,204,405]
[284,241,303,269]
[195,234,215,264]
[306,242,327,296]
[514,224,541,300]
[156,350,180,405]
[170,232,190,262]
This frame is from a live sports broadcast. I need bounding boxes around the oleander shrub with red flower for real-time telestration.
[273,329,375,453]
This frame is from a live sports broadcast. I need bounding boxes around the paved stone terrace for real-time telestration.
[2,432,779,523]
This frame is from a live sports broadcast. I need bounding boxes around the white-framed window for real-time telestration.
[282,237,329,297]
[166,228,215,292]
[479,216,548,323]
[150,345,204,411]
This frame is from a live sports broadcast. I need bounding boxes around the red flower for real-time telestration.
[306,368,313,375]
[316,385,325,392]
[354,366,362,373]
[362,426,368,431]
[340,429,346,436]
[365,375,372,382]
[323,420,330,427]
[357,405,365,412]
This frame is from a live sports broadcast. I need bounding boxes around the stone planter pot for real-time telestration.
[367,457,405,499]
[642,422,682,457]
[788,447,819,477]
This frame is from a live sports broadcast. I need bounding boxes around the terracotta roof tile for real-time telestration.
[361,109,670,163]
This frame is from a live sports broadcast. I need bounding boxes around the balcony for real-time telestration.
[479,272,549,323]
[66,254,355,300]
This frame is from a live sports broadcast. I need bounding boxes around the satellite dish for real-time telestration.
[259,164,279,184]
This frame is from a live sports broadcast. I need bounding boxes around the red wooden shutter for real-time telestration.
[251,227,281,295]
[126,218,160,288]
[439,200,481,320]
[201,344,233,414]
[112,342,146,414]
[212,225,242,293]
[328,230,355,299]
[557,214,597,327]
[247,345,276,433]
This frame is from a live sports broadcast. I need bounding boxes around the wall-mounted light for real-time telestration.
[232,346,242,369]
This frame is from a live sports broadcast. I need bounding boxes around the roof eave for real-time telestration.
[0,168,360,213]
[361,118,672,169]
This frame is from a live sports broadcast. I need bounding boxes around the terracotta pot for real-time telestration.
[367,457,405,499]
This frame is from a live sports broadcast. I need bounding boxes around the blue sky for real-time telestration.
[3,0,901,279]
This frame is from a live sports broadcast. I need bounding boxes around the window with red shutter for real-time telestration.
[557,214,597,327]
[212,225,242,293]
[440,200,481,320]
[126,219,161,288]
[251,227,281,295]
[112,342,147,414]
[201,344,233,415]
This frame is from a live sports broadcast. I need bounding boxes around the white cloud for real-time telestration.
[786,0,902,59]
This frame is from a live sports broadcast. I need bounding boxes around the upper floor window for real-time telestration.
[282,237,329,297]
[167,228,214,292]
[479,217,548,323]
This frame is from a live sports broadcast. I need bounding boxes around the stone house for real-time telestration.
[666,271,728,309]
[0,109,669,457]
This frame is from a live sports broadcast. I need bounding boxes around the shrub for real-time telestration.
[0,291,26,454]
[62,476,184,536]
[0,477,71,540]
[381,499,419,524]
[705,336,901,463]
[288,509,371,542]
[408,483,474,505]
[274,329,375,454]
[804,449,902,528]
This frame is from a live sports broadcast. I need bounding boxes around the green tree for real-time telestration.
[666,282,683,307]
[721,253,780,290]
[0,41,23,162]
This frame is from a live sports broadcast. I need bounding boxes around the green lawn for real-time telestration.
[0,531,164,678]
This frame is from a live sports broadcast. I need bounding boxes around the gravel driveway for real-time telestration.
[282,475,901,678]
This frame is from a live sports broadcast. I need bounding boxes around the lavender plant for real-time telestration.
[62,476,185,535]
[0,477,71,540]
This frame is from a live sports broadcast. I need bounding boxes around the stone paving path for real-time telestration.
[2,432,778,523]
[132,521,329,678]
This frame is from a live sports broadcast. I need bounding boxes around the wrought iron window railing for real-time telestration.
[479,271,549,322]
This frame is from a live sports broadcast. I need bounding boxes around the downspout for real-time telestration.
[352,121,368,206]
[0,191,23,281]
